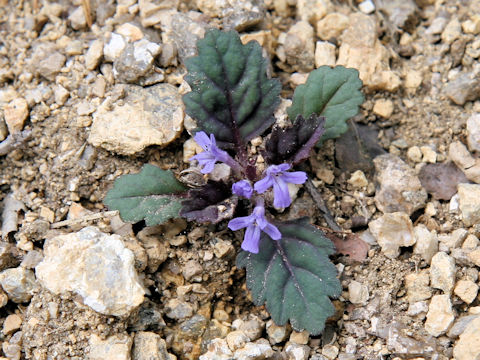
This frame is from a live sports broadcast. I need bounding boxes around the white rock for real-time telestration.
[425,295,455,337]
[421,146,437,163]
[458,183,480,226]
[358,0,375,14]
[407,301,429,316]
[348,280,369,305]
[88,84,184,155]
[368,212,415,259]
[373,99,393,118]
[132,331,170,360]
[266,320,290,344]
[454,279,479,304]
[441,18,461,45]
[0,267,36,303]
[234,339,274,360]
[453,316,480,360]
[467,113,480,153]
[430,252,456,294]
[138,0,179,27]
[104,33,127,62]
[200,338,233,360]
[314,41,336,67]
[413,224,438,264]
[337,13,400,92]
[88,333,132,360]
[285,342,311,360]
[373,154,427,215]
[68,6,86,30]
[36,226,145,316]
[347,170,368,188]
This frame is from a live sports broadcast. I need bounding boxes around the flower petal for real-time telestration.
[281,171,307,184]
[194,131,212,149]
[242,224,261,253]
[272,178,291,208]
[200,161,216,174]
[228,215,254,231]
[254,175,274,193]
[232,180,253,198]
[263,223,282,240]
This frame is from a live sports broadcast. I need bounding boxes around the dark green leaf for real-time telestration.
[104,164,187,226]
[236,218,341,335]
[183,29,281,148]
[264,114,326,165]
[180,181,237,223]
[287,66,364,142]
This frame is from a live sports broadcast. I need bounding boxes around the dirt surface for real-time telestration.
[1,0,480,359]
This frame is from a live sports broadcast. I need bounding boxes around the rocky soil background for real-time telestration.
[1,0,480,359]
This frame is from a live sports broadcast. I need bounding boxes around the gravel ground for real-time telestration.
[2,0,480,359]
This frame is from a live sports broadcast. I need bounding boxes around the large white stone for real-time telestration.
[88,84,184,155]
[430,252,456,294]
[458,183,480,226]
[36,227,145,316]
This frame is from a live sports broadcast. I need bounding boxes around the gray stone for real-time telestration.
[430,252,456,293]
[36,226,145,316]
[439,228,468,252]
[373,154,427,215]
[165,298,193,319]
[162,11,209,63]
[182,260,203,281]
[376,0,419,32]
[458,183,480,226]
[467,113,480,152]
[0,267,36,303]
[445,73,480,105]
[113,39,161,84]
[284,21,315,72]
[448,315,480,338]
[453,316,480,360]
[368,212,415,259]
[88,83,184,155]
[88,333,132,360]
[425,295,455,337]
[132,331,171,360]
[266,319,290,344]
[38,52,65,81]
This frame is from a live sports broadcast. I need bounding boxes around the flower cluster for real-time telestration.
[191,131,307,253]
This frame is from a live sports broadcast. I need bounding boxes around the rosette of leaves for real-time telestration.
[104,29,365,335]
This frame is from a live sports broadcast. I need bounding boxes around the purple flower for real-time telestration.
[254,163,307,208]
[228,204,281,254]
[190,131,233,174]
[232,180,253,199]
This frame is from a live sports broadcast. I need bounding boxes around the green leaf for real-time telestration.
[287,66,364,142]
[236,218,341,335]
[183,29,281,148]
[104,164,187,226]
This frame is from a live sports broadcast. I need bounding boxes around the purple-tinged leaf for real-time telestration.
[180,181,237,224]
[264,114,326,165]
[183,29,281,148]
[236,218,341,335]
[419,162,469,200]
